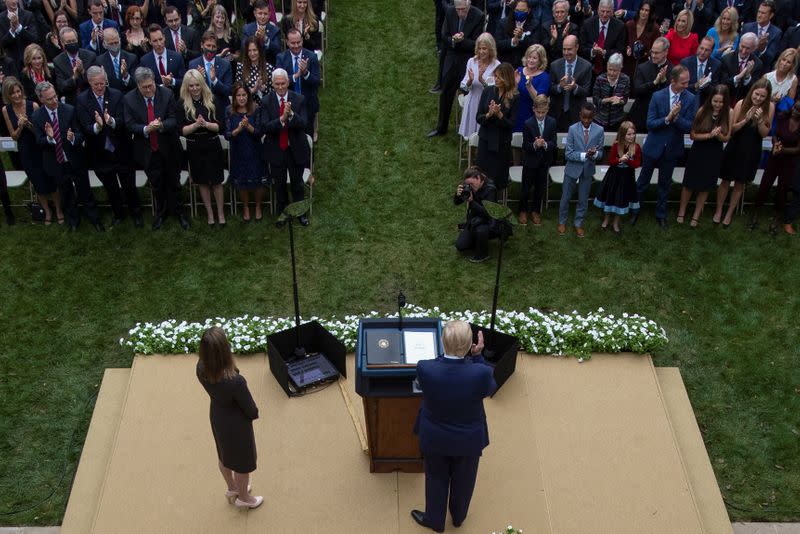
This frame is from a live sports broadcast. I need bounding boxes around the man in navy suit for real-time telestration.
[140,24,185,93]
[276,28,320,138]
[79,0,119,54]
[77,66,141,227]
[257,68,310,226]
[241,0,281,64]
[188,31,232,120]
[32,81,104,232]
[520,94,557,225]
[632,65,697,228]
[742,0,782,70]
[96,27,138,92]
[680,35,720,105]
[411,320,496,533]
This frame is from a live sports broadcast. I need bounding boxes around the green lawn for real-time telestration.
[1,0,800,525]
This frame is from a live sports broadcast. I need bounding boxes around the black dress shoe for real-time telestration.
[298,215,309,226]
[630,212,639,226]
[152,217,163,230]
[94,222,106,232]
[410,510,443,533]
[179,214,191,230]
[133,215,144,228]
[657,218,668,230]
[428,84,442,94]
[426,129,444,138]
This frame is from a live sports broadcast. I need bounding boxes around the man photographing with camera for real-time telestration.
[454,167,498,263]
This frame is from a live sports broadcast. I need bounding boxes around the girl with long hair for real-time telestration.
[594,121,641,233]
[207,5,239,60]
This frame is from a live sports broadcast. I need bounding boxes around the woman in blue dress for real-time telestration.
[514,44,550,133]
[1,77,62,225]
[226,83,268,222]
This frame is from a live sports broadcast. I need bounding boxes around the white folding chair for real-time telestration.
[0,137,32,206]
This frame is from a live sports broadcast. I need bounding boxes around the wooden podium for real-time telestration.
[354,318,443,473]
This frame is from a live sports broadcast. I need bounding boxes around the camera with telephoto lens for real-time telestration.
[459,183,472,201]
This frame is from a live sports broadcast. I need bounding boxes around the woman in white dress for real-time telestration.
[764,48,798,104]
[458,33,501,139]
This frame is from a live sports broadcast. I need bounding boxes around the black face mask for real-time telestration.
[65,42,80,55]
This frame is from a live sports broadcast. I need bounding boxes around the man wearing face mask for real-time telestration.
[53,26,96,106]
[188,31,232,119]
[96,27,138,92]
[496,0,537,66]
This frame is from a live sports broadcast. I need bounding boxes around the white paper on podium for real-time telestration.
[404,331,436,364]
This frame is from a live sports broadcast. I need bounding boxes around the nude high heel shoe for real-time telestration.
[234,496,264,509]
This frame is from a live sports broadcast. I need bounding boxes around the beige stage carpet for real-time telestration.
[81,353,729,534]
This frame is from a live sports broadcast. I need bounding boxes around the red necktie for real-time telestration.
[147,98,159,151]
[173,31,181,50]
[594,24,606,73]
[597,24,606,47]
[279,96,288,150]
[158,55,167,77]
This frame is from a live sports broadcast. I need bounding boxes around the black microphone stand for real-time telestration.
[279,199,312,360]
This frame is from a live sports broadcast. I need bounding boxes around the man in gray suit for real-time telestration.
[548,34,592,132]
[559,101,604,237]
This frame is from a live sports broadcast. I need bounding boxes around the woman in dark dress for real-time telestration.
[749,100,800,231]
[208,5,240,62]
[179,70,226,226]
[1,77,62,225]
[593,121,641,234]
[123,6,150,58]
[226,84,267,222]
[715,79,774,228]
[234,37,273,105]
[476,62,519,191]
[280,0,321,51]
[678,84,731,227]
[43,10,70,61]
[623,1,659,79]
[196,327,263,509]
[20,44,55,105]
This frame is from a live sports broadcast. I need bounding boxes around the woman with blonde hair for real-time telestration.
[281,0,321,51]
[665,9,698,65]
[458,32,500,140]
[476,62,519,191]
[513,43,549,133]
[208,5,240,60]
[20,44,54,104]
[706,7,739,61]
[179,70,226,227]
[196,327,263,509]
[763,48,798,103]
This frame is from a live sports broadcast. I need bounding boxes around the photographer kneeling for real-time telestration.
[454,167,499,263]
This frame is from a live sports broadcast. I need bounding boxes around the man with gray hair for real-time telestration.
[718,32,763,103]
[53,26,97,106]
[579,0,625,78]
[77,66,142,227]
[32,81,105,232]
[258,68,311,226]
[629,36,671,132]
[545,0,578,61]
[123,66,188,230]
[96,27,139,92]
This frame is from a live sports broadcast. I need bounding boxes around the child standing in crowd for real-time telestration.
[593,121,640,234]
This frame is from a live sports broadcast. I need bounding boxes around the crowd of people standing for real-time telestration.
[434,0,800,244]
[0,0,323,230]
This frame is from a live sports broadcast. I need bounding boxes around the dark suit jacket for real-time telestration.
[96,50,139,92]
[122,85,179,169]
[547,56,592,123]
[496,13,539,65]
[413,357,496,457]
[241,22,281,64]
[680,54,721,104]
[441,5,485,77]
[188,55,233,120]
[275,48,320,116]
[76,87,132,172]
[79,18,119,53]
[544,21,579,61]
[643,87,697,161]
[0,8,39,68]
[257,90,310,168]
[781,23,800,51]
[579,15,626,71]
[32,103,85,179]
[163,24,200,64]
[612,0,641,21]
[714,0,753,23]
[53,49,97,106]
[718,52,763,102]
[628,60,672,131]
[742,22,782,70]
[139,49,186,91]
[476,86,518,153]
[522,114,557,168]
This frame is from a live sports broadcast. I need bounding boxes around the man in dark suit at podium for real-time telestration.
[411,320,496,533]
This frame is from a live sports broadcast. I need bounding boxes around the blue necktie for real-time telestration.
[293,55,302,94]
[206,61,213,86]
[112,55,120,78]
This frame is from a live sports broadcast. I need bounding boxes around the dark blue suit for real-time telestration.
[79,18,119,54]
[742,22,782,70]
[188,55,233,121]
[680,54,721,105]
[636,86,697,220]
[241,22,281,64]
[413,356,496,532]
[276,49,320,135]
[140,50,186,93]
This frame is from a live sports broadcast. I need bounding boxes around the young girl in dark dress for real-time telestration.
[715,78,774,228]
[196,327,263,509]
[226,84,267,222]
[178,70,226,226]
[678,84,731,227]
[594,121,641,234]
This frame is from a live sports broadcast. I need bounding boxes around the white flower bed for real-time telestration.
[121,305,667,359]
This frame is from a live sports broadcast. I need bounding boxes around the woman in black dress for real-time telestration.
[123,6,150,58]
[280,0,321,51]
[234,37,273,106]
[226,84,267,222]
[476,62,519,191]
[196,327,263,509]
[208,5,240,62]
[179,70,226,226]
[2,77,62,225]
[678,84,731,227]
[715,79,774,228]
